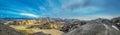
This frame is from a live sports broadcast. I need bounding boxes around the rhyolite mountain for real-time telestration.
[1,17,120,35]
[63,17,120,35]
[0,19,25,35]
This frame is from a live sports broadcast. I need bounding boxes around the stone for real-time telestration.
[64,23,120,35]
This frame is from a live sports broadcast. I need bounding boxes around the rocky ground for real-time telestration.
[0,23,25,35]
[0,17,120,35]
[63,22,120,35]
[63,17,120,35]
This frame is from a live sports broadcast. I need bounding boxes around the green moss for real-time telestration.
[18,30,31,35]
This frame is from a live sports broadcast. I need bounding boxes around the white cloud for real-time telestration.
[20,13,39,18]
[67,15,118,20]
[61,0,89,10]
[73,6,104,13]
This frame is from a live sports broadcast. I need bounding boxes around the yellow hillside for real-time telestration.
[10,25,63,35]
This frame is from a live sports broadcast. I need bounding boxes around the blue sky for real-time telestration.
[0,0,120,20]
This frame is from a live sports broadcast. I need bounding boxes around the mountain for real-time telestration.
[111,17,120,30]
[0,19,25,35]
[1,17,120,35]
[64,23,120,35]
[63,17,120,35]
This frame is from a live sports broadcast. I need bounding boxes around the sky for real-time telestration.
[0,0,120,20]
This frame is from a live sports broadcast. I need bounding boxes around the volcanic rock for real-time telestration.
[63,23,120,35]
[0,20,25,35]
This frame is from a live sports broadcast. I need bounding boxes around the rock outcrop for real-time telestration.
[30,32,51,35]
[112,17,120,23]
[111,17,120,30]
[0,20,25,35]
[63,23,120,35]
